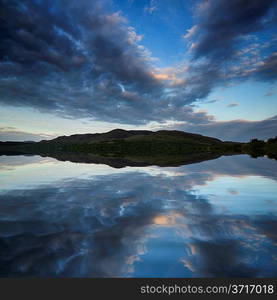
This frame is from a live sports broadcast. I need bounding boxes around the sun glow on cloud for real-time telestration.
[153,213,185,226]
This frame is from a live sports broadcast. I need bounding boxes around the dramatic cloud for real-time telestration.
[191,0,276,60]
[0,0,164,124]
[183,0,277,95]
[0,0,276,130]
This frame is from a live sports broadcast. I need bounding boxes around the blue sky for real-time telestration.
[195,80,276,121]
[0,0,276,141]
[112,0,194,68]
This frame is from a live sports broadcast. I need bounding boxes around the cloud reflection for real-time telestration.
[0,155,276,277]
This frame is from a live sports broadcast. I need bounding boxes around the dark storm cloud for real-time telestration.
[192,0,276,60]
[0,0,166,124]
[0,0,276,127]
[152,0,277,135]
[181,0,277,102]
[0,0,156,83]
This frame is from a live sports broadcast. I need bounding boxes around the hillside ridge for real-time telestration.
[40,128,223,145]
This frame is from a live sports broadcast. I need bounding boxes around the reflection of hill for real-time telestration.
[36,151,222,168]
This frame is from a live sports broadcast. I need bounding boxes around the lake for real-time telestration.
[0,154,276,277]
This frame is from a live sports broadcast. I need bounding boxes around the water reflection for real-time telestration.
[0,155,276,277]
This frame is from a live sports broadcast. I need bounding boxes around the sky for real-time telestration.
[0,0,276,142]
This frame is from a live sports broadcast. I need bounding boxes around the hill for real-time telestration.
[40,129,222,145]
[1,130,276,167]
[35,128,240,157]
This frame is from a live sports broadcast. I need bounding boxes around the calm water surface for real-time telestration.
[0,154,276,277]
